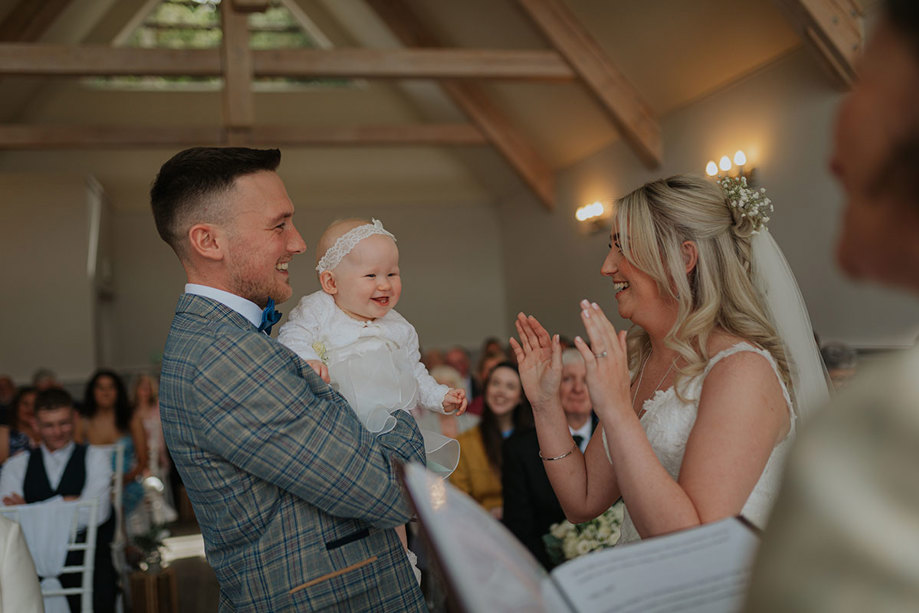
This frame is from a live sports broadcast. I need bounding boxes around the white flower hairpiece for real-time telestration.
[717,175,773,233]
[315,218,396,273]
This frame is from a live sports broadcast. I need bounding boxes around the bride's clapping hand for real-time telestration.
[574,299,632,421]
[509,313,562,412]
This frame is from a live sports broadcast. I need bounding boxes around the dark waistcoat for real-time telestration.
[23,443,88,503]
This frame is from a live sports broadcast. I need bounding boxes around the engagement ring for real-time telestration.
[595,351,608,358]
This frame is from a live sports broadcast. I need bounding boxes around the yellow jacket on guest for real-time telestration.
[449,425,502,512]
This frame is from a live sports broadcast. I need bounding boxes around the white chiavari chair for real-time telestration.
[1,498,98,613]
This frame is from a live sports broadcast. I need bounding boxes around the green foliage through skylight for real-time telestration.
[88,0,349,90]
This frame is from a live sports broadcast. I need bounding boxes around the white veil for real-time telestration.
[750,229,831,420]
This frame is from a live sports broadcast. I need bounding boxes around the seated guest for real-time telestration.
[0,375,14,425]
[426,365,480,438]
[820,341,858,391]
[421,348,445,371]
[503,349,597,568]
[132,374,168,482]
[31,368,61,392]
[450,363,532,519]
[466,350,509,416]
[0,386,39,466]
[445,346,475,400]
[76,370,148,534]
[0,388,116,613]
[481,337,505,358]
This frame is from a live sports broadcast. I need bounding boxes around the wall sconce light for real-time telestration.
[705,150,755,184]
[575,200,610,233]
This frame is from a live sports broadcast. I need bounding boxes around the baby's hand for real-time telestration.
[306,360,330,384]
[442,388,467,416]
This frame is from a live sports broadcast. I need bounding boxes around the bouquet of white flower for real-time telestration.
[542,500,624,566]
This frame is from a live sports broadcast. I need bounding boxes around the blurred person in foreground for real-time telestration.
[745,2,919,609]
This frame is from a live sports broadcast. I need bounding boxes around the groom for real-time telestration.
[151,147,426,611]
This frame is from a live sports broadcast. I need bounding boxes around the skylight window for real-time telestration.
[89,0,349,90]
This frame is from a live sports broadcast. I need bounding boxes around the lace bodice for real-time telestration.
[610,342,796,544]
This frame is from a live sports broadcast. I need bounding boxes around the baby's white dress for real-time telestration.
[605,342,796,545]
[278,290,460,477]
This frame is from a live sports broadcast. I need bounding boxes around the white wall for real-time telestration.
[0,174,97,383]
[498,48,919,348]
[109,200,509,372]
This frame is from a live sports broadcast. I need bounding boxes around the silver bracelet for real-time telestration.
[539,442,577,462]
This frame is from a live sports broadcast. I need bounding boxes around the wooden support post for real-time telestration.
[220,1,254,145]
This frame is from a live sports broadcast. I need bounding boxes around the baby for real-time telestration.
[278,217,467,472]
[278,218,467,583]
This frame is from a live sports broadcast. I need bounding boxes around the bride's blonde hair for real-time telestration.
[614,175,791,396]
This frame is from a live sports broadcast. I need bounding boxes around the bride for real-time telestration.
[511,174,828,543]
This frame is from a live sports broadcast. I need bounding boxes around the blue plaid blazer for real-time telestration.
[159,294,427,612]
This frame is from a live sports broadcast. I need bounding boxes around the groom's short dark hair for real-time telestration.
[150,147,281,257]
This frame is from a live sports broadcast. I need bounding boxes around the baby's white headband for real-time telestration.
[315,218,396,273]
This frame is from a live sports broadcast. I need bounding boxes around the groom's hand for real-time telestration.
[306,359,330,383]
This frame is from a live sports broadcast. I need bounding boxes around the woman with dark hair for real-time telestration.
[77,370,148,525]
[449,363,533,519]
[0,387,38,465]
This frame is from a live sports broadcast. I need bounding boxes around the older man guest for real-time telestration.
[0,388,115,612]
[151,147,426,611]
[745,1,919,609]
[502,348,596,568]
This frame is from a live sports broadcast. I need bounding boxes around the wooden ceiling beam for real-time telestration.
[0,123,487,149]
[220,0,255,145]
[0,45,575,80]
[516,0,661,168]
[251,123,487,146]
[254,48,575,80]
[0,0,74,42]
[0,45,221,76]
[772,0,864,88]
[366,0,555,210]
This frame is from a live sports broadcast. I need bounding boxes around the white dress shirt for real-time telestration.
[569,420,592,453]
[0,442,113,528]
[185,283,263,328]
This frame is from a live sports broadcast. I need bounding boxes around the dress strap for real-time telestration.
[703,342,796,428]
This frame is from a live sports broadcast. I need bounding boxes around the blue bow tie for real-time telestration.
[258,299,282,335]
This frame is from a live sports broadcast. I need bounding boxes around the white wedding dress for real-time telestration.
[608,342,796,545]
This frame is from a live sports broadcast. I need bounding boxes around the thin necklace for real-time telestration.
[632,351,677,419]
